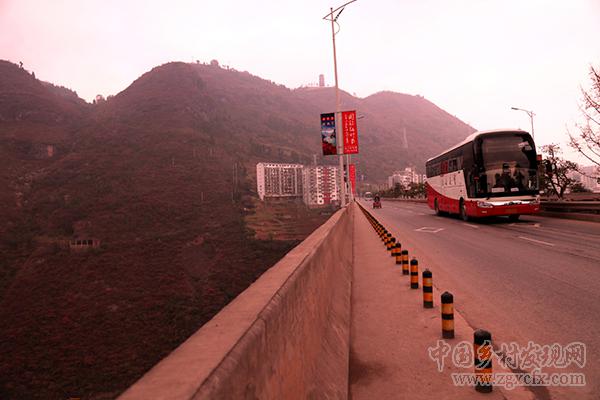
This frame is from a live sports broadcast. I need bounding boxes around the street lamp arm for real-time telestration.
[323,0,358,20]
[510,106,535,139]
[511,106,534,118]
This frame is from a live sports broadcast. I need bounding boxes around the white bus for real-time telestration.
[425,129,540,221]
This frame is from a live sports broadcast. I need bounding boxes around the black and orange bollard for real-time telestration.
[410,258,419,288]
[441,291,454,339]
[387,237,396,251]
[391,241,398,258]
[401,250,409,275]
[422,269,433,308]
[394,243,402,264]
[474,329,493,393]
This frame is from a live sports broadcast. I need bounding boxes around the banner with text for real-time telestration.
[320,113,337,156]
[342,110,359,154]
[349,164,356,194]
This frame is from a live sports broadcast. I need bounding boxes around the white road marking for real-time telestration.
[417,213,426,216]
[518,236,555,247]
[510,222,542,228]
[465,224,479,229]
[416,227,444,233]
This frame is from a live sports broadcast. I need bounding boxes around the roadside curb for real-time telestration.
[355,201,536,400]
[538,211,600,223]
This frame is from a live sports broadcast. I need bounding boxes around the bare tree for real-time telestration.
[540,144,578,198]
[569,66,600,178]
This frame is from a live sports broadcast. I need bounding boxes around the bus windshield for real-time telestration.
[476,134,538,197]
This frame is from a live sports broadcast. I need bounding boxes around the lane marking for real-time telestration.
[465,223,479,229]
[416,227,444,233]
[518,236,555,247]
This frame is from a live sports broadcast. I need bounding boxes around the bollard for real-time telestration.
[410,258,419,288]
[394,243,402,264]
[474,329,493,393]
[441,291,454,339]
[387,236,396,251]
[422,269,433,308]
[401,250,409,275]
[391,241,398,258]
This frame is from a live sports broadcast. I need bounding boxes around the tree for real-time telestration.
[570,181,591,193]
[569,66,600,178]
[407,182,426,198]
[540,144,579,198]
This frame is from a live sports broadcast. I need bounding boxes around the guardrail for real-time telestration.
[540,201,600,214]
[377,197,600,217]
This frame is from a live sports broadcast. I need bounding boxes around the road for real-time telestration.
[360,199,600,400]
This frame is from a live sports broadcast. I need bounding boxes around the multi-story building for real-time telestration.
[302,165,340,207]
[570,165,600,192]
[256,162,304,200]
[387,167,425,189]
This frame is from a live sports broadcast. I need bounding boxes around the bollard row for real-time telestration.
[358,202,495,393]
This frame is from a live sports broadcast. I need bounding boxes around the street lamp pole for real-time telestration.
[511,107,535,140]
[324,0,357,207]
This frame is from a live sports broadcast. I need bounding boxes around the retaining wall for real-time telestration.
[119,205,354,400]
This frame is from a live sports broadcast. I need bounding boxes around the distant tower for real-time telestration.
[319,74,325,87]
[403,127,408,149]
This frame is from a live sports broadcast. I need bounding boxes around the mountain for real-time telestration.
[294,88,474,181]
[0,59,473,399]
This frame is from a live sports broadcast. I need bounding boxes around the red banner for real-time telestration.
[342,110,359,154]
[349,164,356,194]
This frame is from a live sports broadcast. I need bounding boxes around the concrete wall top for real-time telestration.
[119,204,353,400]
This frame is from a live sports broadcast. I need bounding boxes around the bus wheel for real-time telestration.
[509,214,520,222]
[460,200,469,221]
[434,199,442,216]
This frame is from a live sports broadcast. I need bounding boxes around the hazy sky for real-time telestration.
[1,0,599,162]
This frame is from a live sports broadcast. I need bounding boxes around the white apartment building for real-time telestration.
[388,167,426,189]
[256,162,304,200]
[570,165,600,192]
[302,165,340,207]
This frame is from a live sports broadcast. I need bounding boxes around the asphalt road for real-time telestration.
[360,199,600,400]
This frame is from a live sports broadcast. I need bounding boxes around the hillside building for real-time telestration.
[570,165,600,192]
[302,165,340,207]
[256,162,304,200]
[388,167,426,189]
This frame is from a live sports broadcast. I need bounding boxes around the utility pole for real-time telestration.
[324,1,357,207]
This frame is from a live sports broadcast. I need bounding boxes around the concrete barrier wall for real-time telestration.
[119,205,354,400]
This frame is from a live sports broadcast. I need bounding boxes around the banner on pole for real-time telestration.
[342,110,359,154]
[320,113,337,156]
[349,164,356,194]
